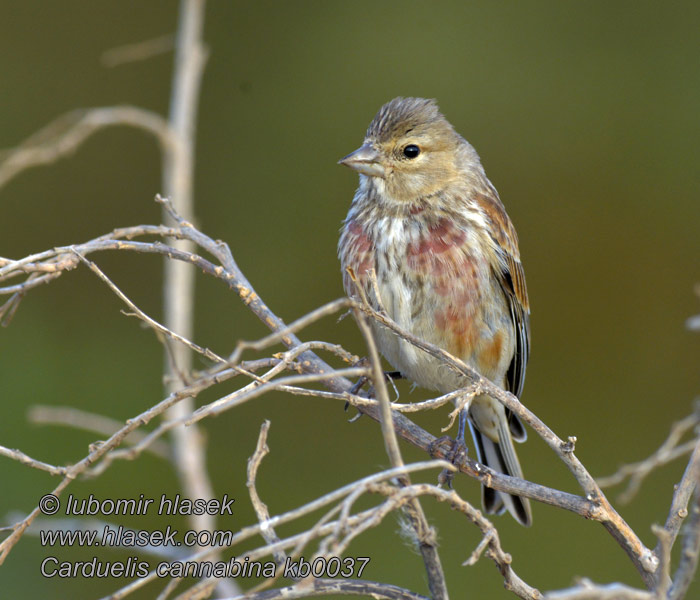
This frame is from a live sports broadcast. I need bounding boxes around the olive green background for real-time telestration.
[1,1,698,598]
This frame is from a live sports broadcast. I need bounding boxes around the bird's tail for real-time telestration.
[469,418,532,526]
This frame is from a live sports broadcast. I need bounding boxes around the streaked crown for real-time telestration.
[366,97,455,143]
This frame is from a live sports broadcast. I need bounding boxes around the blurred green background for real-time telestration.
[1,1,698,598]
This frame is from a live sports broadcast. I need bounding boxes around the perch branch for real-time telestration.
[350,293,657,586]
[5,202,697,597]
[0,215,610,581]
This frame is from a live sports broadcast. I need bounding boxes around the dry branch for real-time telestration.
[0,445,69,476]
[2,203,686,598]
[1,208,698,598]
[0,85,697,595]
[598,406,700,504]
[225,578,431,600]
[354,309,448,600]
[4,2,682,598]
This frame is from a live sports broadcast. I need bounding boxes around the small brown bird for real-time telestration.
[338,97,532,526]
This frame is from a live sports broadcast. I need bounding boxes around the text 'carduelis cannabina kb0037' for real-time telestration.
[338,97,532,526]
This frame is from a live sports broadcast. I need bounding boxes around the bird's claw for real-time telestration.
[429,435,468,488]
[345,362,403,411]
[348,375,370,398]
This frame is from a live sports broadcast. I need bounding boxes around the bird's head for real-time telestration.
[339,97,464,202]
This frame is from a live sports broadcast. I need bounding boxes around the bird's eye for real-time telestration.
[402,144,420,159]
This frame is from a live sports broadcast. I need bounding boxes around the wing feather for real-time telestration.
[473,190,530,401]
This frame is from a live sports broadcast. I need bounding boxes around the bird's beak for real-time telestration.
[338,144,385,178]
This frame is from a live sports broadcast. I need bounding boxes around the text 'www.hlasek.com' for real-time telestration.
[37,493,370,580]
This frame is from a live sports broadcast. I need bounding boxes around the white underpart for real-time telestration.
[372,215,423,377]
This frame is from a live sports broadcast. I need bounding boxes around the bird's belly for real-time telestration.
[372,246,513,394]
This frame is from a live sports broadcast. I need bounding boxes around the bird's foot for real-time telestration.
[429,435,468,488]
[345,362,403,411]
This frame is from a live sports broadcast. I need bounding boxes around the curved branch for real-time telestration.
[0,106,174,189]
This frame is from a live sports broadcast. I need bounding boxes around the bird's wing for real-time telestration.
[500,253,530,401]
[474,189,531,403]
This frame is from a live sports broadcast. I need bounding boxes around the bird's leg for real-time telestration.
[431,408,470,488]
[348,369,402,396]
[456,406,469,446]
[345,363,404,412]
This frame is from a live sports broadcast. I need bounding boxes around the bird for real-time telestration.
[337,97,532,526]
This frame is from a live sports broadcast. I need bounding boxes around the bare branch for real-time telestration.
[414,485,541,600]
[598,407,700,503]
[247,421,287,568]
[0,217,605,578]
[354,307,448,600]
[0,445,68,476]
[658,438,700,559]
[229,298,356,365]
[0,211,619,581]
[186,367,370,425]
[225,578,431,600]
[28,406,171,458]
[156,8,232,598]
[0,106,173,189]
[5,191,698,597]
[101,34,175,67]
[544,580,651,599]
[670,486,700,600]
[155,578,184,600]
[0,384,192,563]
[652,523,673,598]
[72,249,226,364]
[350,295,659,585]
[99,462,453,599]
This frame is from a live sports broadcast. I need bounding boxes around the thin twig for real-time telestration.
[27,406,170,459]
[669,485,700,600]
[247,421,287,569]
[350,295,658,585]
[225,578,431,600]
[0,446,69,476]
[544,580,651,599]
[0,107,174,189]
[101,34,175,67]
[230,298,355,365]
[0,385,194,563]
[657,439,700,561]
[1,215,601,569]
[72,249,226,364]
[5,194,695,596]
[598,408,700,503]
[99,462,453,599]
[354,306,448,600]
[158,7,231,598]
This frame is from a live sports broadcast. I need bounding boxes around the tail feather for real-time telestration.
[469,420,532,527]
[506,409,527,442]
